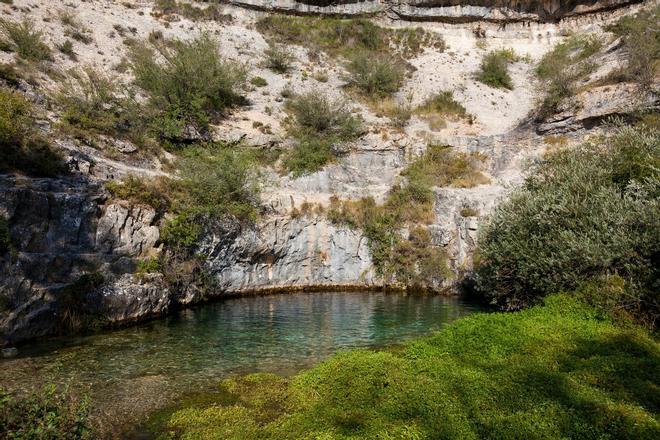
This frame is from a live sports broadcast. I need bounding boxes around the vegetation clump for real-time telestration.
[475,48,518,89]
[535,35,602,116]
[0,385,94,439]
[263,43,294,74]
[475,124,659,325]
[328,145,488,287]
[344,53,405,98]
[161,294,660,439]
[0,88,66,176]
[152,0,232,22]
[282,91,362,176]
[415,90,471,129]
[605,6,660,89]
[129,33,246,145]
[0,18,52,62]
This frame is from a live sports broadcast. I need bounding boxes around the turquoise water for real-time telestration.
[0,291,480,432]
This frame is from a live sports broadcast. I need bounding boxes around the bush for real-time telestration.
[535,35,602,116]
[345,53,405,98]
[0,18,51,61]
[129,33,246,143]
[162,294,660,440]
[0,385,94,439]
[250,76,267,87]
[475,124,659,325]
[58,39,76,60]
[263,43,294,74]
[56,67,147,145]
[417,91,467,118]
[283,91,362,175]
[475,49,517,89]
[0,88,66,176]
[605,6,660,89]
[105,175,171,214]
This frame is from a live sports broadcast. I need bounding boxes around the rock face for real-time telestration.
[0,175,163,345]
[229,0,640,21]
[201,216,377,292]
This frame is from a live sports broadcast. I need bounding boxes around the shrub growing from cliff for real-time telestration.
[475,48,518,90]
[475,124,659,325]
[282,91,362,176]
[605,5,660,89]
[345,53,405,98]
[0,385,94,439]
[0,88,66,176]
[161,295,660,439]
[0,18,51,62]
[328,145,489,287]
[129,33,246,145]
[535,35,602,117]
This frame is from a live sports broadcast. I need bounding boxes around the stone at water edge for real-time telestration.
[2,347,18,358]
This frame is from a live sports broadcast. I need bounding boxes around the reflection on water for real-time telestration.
[0,291,480,431]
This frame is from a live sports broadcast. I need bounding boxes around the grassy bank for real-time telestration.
[160,294,659,439]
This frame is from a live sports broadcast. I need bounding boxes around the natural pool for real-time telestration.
[0,290,480,436]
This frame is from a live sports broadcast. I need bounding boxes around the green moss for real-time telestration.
[162,295,660,439]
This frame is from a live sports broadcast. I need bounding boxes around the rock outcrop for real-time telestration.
[229,0,641,22]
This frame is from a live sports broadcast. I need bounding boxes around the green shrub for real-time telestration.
[56,67,147,145]
[403,144,490,189]
[345,53,405,98]
[0,18,52,61]
[162,294,660,439]
[58,39,76,60]
[605,6,660,88]
[250,76,268,87]
[0,385,94,439]
[105,175,171,214]
[535,35,602,116]
[0,88,65,176]
[129,33,246,144]
[263,43,294,74]
[283,91,362,175]
[475,124,659,325]
[416,91,467,118]
[58,272,105,332]
[256,16,442,60]
[475,49,518,89]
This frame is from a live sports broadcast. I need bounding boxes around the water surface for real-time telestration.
[0,291,480,432]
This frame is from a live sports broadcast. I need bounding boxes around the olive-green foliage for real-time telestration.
[263,43,294,74]
[0,88,66,176]
[282,91,362,176]
[0,62,20,87]
[345,53,405,98]
[475,48,518,89]
[250,76,267,87]
[56,67,148,146]
[0,18,52,61]
[328,145,487,286]
[58,39,76,60]
[105,175,171,214]
[0,385,94,439]
[161,142,260,251]
[535,35,602,116]
[256,16,444,60]
[416,90,467,118]
[163,295,660,439]
[0,215,10,254]
[606,6,660,88]
[476,124,659,325]
[129,33,246,144]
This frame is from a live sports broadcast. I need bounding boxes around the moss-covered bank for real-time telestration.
[159,294,659,439]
